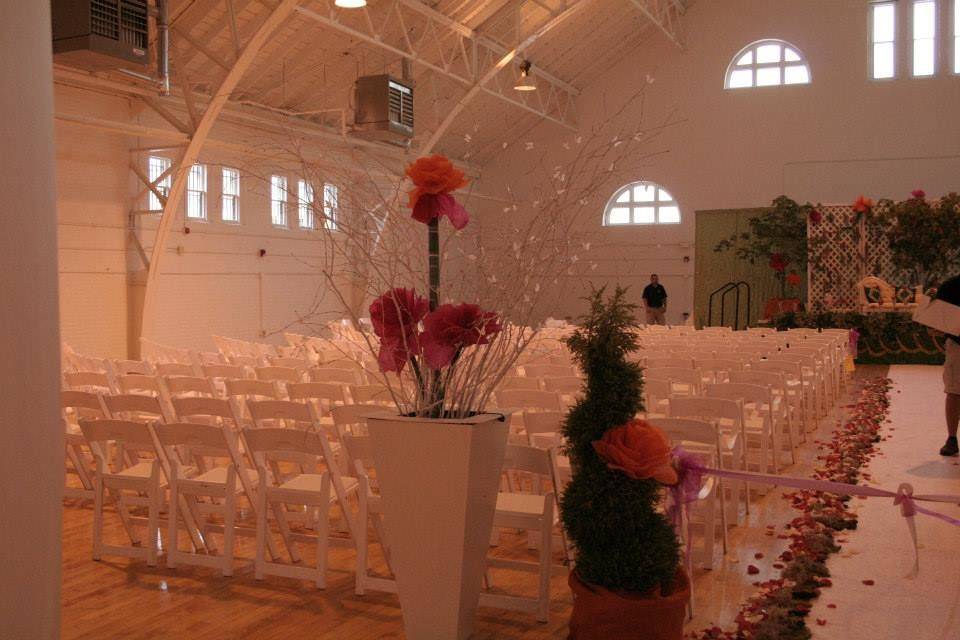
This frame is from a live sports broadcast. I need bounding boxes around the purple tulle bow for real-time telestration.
[667,446,707,529]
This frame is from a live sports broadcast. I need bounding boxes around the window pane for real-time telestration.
[956,6,960,73]
[956,36,960,74]
[657,188,673,202]
[873,42,895,78]
[873,3,895,42]
[615,190,630,203]
[607,207,630,224]
[784,47,801,62]
[914,1,936,39]
[634,206,655,224]
[756,66,781,86]
[756,43,781,63]
[784,65,810,84]
[914,38,935,75]
[728,68,753,88]
[323,184,339,230]
[147,157,171,211]
[222,168,239,196]
[658,206,680,223]
[736,51,753,65]
[633,184,656,201]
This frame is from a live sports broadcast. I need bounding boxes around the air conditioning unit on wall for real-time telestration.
[352,75,414,146]
[52,0,149,70]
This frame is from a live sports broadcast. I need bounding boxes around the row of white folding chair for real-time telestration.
[646,371,796,474]
[499,375,582,395]
[75,394,362,585]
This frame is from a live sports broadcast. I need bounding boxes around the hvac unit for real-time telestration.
[352,75,414,146]
[52,0,149,70]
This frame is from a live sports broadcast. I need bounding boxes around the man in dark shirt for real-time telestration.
[642,274,668,325]
[936,276,960,456]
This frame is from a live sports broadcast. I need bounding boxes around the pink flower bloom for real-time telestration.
[369,288,429,373]
[420,303,501,368]
[370,288,429,340]
[809,209,822,225]
[911,189,926,199]
[769,253,788,273]
[412,192,470,229]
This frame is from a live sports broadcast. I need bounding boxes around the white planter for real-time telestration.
[366,412,510,640]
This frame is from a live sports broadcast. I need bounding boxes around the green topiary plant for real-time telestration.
[560,286,680,593]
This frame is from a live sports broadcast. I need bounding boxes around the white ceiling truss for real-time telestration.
[626,0,687,50]
[293,0,582,131]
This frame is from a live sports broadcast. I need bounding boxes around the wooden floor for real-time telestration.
[61,370,880,639]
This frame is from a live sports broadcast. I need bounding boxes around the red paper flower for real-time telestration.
[769,253,788,273]
[809,209,822,225]
[405,155,470,229]
[420,303,501,369]
[852,195,873,213]
[592,419,678,484]
[911,189,926,199]
[786,273,802,287]
[369,288,429,372]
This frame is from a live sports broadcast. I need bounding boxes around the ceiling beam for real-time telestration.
[626,0,685,50]
[421,0,593,154]
[293,1,580,131]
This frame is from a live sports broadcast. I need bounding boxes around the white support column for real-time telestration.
[0,3,62,639]
[140,0,301,341]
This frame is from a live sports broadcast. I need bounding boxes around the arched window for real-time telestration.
[602,181,680,226]
[725,39,811,89]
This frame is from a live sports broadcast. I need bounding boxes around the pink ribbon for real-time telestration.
[669,450,960,576]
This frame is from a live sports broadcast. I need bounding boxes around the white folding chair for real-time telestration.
[79,418,166,566]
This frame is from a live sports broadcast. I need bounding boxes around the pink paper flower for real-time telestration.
[405,155,470,229]
[369,288,429,372]
[420,303,501,369]
[852,195,873,213]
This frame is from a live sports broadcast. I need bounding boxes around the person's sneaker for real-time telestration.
[940,437,959,456]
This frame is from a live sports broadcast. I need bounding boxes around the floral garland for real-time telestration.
[690,377,893,640]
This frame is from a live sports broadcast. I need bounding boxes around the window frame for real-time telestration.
[270,174,288,228]
[954,0,960,73]
[298,179,315,230]
[602,181,681,227]
[221,167,241,224]
[871,1,898,80]
[911,0,938,77]
[147,156,172,213]
[185,163,207,221]
[724,39,812,90]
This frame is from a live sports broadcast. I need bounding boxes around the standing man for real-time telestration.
[642,274,668,325]
[937,276,960,456]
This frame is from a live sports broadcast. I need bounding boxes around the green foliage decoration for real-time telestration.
[714,196,818,297]
[771,310,945,364]
[873,192,960,289]
[560,286,680,593]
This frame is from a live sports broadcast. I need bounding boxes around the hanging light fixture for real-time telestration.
[335,0,367,7]
[514,60,537,91]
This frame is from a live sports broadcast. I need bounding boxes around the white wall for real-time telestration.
[474,0,960,323]
[54,86,351,357]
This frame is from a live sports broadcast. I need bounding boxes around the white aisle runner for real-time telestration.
[811,365,960,639]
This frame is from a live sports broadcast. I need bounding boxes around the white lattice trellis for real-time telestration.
[807,203,907,310]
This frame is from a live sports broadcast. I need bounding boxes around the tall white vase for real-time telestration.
[366,412,509,640]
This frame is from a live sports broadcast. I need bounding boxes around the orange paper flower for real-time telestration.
[852,195,873,214]
[405,154,469,210]
[592,419,678,484]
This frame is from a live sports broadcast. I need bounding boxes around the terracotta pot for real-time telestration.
[567,569,690,640]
